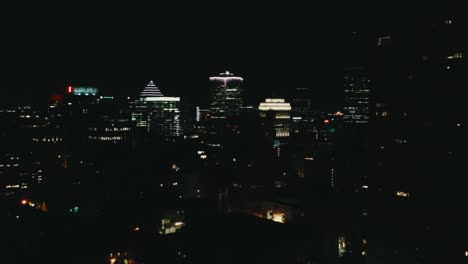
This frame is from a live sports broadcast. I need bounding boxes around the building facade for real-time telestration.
[343,68,370,125]
[209,71,243,118]
[131,81,182,142]
[258,98,292,139]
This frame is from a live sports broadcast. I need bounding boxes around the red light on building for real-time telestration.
[51,94,63,102]
[324,119,330,124]
[67,86,73,94]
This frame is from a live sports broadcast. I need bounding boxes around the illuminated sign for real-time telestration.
[73,87,98,96]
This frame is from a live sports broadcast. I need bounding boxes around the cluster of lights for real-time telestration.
[446,52,463,60]
[258,99,292,111]
[142,96,180,102]
[266,210,286,224]
[172,163,180,172]
[109,252,131,264]
[88,136,125,141]
[101,127,131,132]
[209,71,243,85]
[160,218,185,235]
[377,36,392,46]
[396,191,410,198]
[338,236,347,257]
[21,199,36,207]
[32,137,63,143]
[0,163,19,168]
[20,199,47,212]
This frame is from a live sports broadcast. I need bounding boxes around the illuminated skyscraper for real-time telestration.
[131,81,182,142]
[209,71,243,118]
[343,68,370,125]
[291,87,313,137]
[258,98,291,144]
[87,96,133,145]
[258,98,292,138]
[259,98,292,157]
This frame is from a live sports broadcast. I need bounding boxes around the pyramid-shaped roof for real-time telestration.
[140,80,163,97]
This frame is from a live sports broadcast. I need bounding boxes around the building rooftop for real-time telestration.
[140,80,163,97]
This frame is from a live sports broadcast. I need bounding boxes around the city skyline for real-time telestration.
[7,3,452,107]
[1,2,466,264]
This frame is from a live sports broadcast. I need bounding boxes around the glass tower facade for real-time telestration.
[343,68,370,125]
[209,71,243,118]
[131,81,182,142]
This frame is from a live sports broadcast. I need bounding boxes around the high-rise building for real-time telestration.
[87,96,133,145]
[209,71,243,118]
[0,152,43,197]
[57,86,101,150]
[343,68,370,125]
[258,98,291,139]
[62,86,100,117]
[339,68,372,192]
[195,106,211,123]
[291,88,313,137]
[131,81,182,142]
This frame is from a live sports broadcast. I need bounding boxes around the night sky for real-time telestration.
[2,2,459,107]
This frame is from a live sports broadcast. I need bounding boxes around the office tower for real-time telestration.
[209,71,243,118]
[343,68,370,125]
[87,96,133,144]
[258,98,291,158]
[62,86,100,117]
[131,81,182,142]
[291,88,314,137]
[0,152,43,196]
[132,81,162,130]
[259,98,292,138]
[338,68,372,192]
[195,106,211,123]
[191,106,211,139]
[311,111,339,143]
[56,86,101,151]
